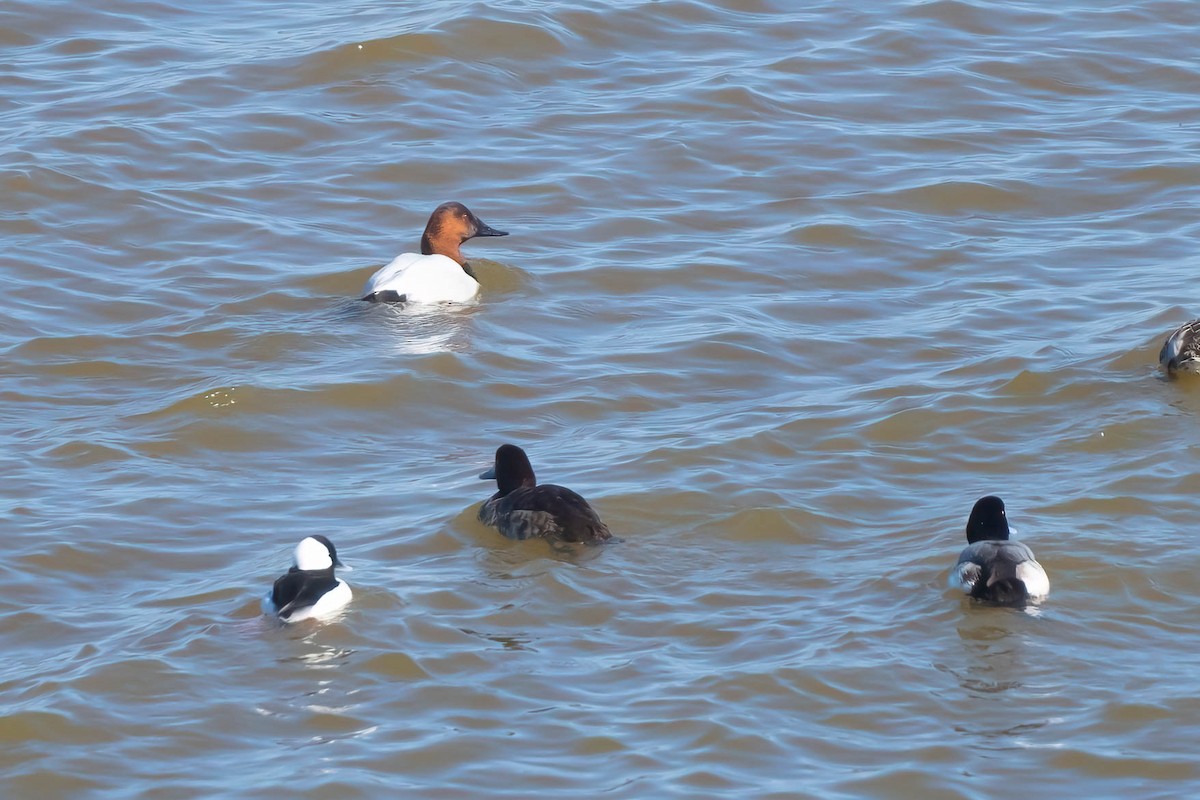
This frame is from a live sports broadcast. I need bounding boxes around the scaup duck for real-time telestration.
[478,443,612,543]
[949,495,1049,605]
[361,201,508,304]
[1159,320,1200,374]
[263,535,352,623]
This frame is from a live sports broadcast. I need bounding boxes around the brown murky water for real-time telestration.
[3,0,1200,797]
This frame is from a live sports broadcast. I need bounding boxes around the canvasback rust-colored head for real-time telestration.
[420,201,508,266]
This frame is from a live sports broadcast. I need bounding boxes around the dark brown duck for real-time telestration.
[478,444,612,544]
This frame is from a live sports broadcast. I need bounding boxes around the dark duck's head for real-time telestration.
[480,443,537,496]
[965,495,1010,544]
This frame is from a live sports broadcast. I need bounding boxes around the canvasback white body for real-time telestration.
[362,252,480,304]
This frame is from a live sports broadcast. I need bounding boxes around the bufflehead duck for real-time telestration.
[950,496,1049,605]
[1160,319,1200,374]
[361,201,508,304]
[263,535,353,623]
[478,443,612,543]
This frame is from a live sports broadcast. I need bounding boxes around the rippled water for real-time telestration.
[3,0,1200,796]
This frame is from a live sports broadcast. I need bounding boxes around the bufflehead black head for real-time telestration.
[293,534,345,570]
[965,495,1010,544]
[303,534,345,568]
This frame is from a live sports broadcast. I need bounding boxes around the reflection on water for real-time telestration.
[471,536,609,581]
[283,639,355,669]
[460,629,537,652]
[365,302,481,356]
[949,616,1031,696]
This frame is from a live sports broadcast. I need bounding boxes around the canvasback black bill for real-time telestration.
[472,219,508,238]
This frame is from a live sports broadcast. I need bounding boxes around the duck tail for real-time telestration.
[969,562,1030,605]
[978,577,1030,605]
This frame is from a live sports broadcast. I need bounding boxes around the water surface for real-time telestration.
[3,0,1200,797]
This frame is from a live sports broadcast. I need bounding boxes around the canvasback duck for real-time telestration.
[361,201,508,304]
[1159,319,1200,374]
[949,496,1049,605]
[262,535,352,623]
[478,443,612,543]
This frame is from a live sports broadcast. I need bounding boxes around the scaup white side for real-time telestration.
[263,535,352,623]
[362,201,508,304]
[478,443,612,544]
[950,495,1049,605]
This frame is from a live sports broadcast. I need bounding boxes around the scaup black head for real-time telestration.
[966,495,1010,544]
[420,201,508,266]
[479,443,537,496]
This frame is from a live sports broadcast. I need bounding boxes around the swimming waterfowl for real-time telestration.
[478,443,612,543]
[361,201,508,304]
[263,535,352,623]
[949,495,1049,605]
[1159,319,1200,374]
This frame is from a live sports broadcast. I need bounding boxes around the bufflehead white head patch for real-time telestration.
[293,535,343,571]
